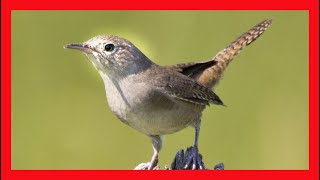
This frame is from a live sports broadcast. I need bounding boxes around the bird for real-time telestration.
[64,19,272,170]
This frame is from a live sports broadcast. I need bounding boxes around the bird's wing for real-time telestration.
[168,60,217,78]
[167,19,273,88]
[150,69,224,106]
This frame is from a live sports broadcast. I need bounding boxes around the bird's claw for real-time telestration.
[134,162,150,170]
[183,146,206,170]
[134,162,160,170]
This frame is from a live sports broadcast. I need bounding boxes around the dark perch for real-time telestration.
[171,146,224,170]
[134,146,224,170]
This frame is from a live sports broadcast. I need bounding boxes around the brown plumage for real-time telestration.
[169,19,273,88]
[144,65,224,106]
[65,19,273,170]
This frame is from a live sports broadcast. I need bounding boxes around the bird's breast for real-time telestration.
[100,73,204,136]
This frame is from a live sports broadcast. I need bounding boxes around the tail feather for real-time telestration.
[195,19,273,88]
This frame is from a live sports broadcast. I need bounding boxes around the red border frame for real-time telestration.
[1,0,319,180]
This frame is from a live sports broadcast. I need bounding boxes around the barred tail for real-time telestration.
[197,19,273,88]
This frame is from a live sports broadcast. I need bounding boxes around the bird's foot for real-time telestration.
[171,146,205,170]
[133,162,160,170]
[184,146,205,170]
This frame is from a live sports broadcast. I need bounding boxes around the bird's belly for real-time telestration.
[124,98,204,135]
[102,74,204,136]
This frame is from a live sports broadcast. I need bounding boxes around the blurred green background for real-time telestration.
[12,11,308,170]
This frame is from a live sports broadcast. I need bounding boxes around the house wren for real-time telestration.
[64,19,272,170]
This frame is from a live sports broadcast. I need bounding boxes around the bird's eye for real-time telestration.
[104,44,115,52]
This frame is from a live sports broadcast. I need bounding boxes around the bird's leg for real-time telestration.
[148,135,162,170]
[148,146,159,170]
[184,120,205,170]
[133,136,162,170]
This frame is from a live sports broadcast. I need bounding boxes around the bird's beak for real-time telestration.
[64,43,92,53]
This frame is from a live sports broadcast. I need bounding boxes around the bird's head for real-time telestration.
[64,35,153,78]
